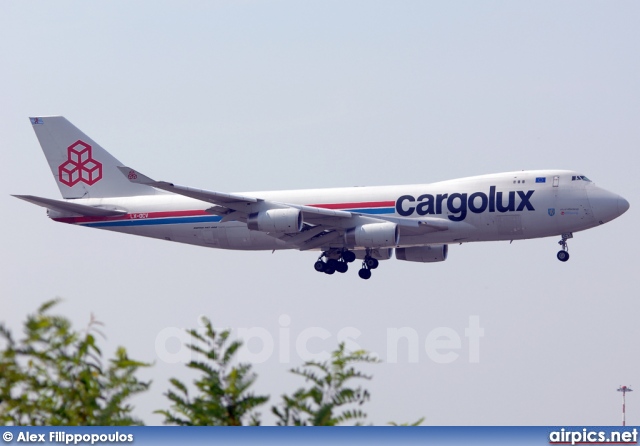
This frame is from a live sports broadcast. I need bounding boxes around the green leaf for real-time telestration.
[273,342,380,426]
[158,320,268,426]
[0,300,151,426]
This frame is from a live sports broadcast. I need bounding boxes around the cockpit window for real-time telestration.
[571,175,592,182]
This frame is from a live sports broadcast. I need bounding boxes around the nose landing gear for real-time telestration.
[557,233,573,262]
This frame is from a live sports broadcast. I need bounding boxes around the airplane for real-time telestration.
[14,116,630,279]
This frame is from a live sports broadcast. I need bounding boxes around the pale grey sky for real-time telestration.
[2,1,639,425]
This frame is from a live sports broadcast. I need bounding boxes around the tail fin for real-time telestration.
[29,116,157,199]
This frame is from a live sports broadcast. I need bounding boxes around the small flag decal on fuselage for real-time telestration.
[535,177,546,183]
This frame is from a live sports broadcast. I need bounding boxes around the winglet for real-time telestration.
[117,166,157,185]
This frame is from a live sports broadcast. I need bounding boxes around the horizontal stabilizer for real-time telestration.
[12,195,126,217]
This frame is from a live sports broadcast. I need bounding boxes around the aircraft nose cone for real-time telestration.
[587,187,628,223]
[618,196,630,215]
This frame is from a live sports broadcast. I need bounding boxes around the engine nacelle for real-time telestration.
[247,208,303,234]
[345,222,399,248]
[395,245,448,263]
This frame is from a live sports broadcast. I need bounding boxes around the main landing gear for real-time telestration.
[557,232,573,262]
[314,250,356,275]
[358,254,379,280]
[314,249,380,280]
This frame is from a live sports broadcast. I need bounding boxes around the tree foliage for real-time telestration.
[0,299,150,426]
[387,417,425,426]
[2,301,422,426]
[155,317,268,426]
[272,343,380,426]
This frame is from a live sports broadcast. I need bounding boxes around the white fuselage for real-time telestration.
[50,169,627,252]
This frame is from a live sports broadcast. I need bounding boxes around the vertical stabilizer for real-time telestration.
[29,116,157,199]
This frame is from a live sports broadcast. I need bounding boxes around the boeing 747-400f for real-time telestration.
[14,116,630,279]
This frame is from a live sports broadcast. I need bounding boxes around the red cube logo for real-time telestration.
[58,140,103,186]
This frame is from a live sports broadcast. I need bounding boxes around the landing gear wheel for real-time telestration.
[358,268,372,280]
[324,265,336,274]
[336,262,348,273]
[342,250,356,263]
[327,259,340,269]
[556,233,572,263]
[365,257,379,269]
[314,261,325,272]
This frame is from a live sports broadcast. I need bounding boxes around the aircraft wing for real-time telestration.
[359,214,448,232]
[116,167,262,206]
[118,167,448,248]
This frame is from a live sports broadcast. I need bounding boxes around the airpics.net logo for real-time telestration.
[154,315,484,365]
[549,428,638,445]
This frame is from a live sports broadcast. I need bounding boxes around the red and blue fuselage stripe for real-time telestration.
[53,201,396,228]
[308,201,395,215]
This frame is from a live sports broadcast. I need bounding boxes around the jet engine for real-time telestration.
[247,208,303,233]
[395,244,448,263]
[345,222,399,248]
